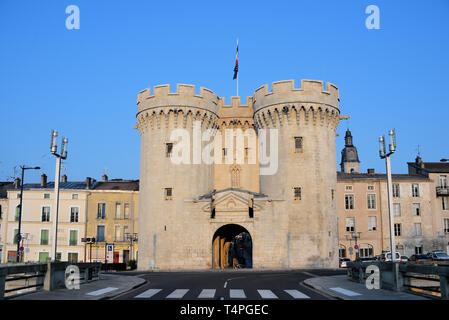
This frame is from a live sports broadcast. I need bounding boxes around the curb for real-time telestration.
[301,279,343,300]
[100,276,148,300]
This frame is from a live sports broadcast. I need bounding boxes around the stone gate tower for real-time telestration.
[136,79,340,270]
[253,80,340,267]
[136,84,219,269]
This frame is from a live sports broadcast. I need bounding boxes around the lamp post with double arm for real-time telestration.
[379,129,397,262]
[50,130,68,262]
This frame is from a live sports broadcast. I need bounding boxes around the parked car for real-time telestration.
[339,258,351,268]
[400,256,408,262]
[356,257,376,263]
[380,251,401,261]
[408,254,433,262]
[427,251,449,261]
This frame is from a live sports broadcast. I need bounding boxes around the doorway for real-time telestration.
[212,224,252,269]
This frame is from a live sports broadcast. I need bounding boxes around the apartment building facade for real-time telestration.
[85,176,139,264]
[1,175,91,263]
[338,130,446,259]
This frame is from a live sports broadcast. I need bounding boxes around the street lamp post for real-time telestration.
[379,129,399,289]
[16,165,40,262]
[379,129,397,262]
[50,130,68,262]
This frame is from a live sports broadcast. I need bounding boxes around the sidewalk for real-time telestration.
[304,275,429,300]
[11,273,146,300]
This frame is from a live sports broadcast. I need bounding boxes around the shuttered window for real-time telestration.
[97,226,105,242]
[15,205,20,221]
[69,230,78,246]
[393,203,401,216]
[40,230,49,245]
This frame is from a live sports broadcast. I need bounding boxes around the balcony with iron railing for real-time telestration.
[436,186,449,196]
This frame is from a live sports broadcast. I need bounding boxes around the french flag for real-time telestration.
[233,39,238,80]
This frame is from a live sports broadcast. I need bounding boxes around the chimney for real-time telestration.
[415,156,424,168]
[61,174,67,183]
[86,177,92,189]
[102,174,108,181]
[367,168,375,174]
[40,174,47,188]
[14,177,21,189]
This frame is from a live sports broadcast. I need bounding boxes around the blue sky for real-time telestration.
[1,0,448,182]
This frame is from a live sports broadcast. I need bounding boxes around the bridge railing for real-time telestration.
[347,261,449,299]
[0,262,102,299]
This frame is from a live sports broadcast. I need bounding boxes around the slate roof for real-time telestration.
[21,181,92,190]
[337,171,431,182]
[92,180,139,191]
[407,162,449,174]
[0,182,15,198]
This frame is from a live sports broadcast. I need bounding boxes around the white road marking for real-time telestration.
[257,289,278,299]
[284,289,310,299]
[135,288,162,299]
[166,289,189,299]
[330,287,361,296]
[229,289,246,299]
[198,289,216,299]
[86,287,118,296]
[224,281,228,288]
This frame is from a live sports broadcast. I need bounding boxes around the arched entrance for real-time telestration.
[212,224,252,269]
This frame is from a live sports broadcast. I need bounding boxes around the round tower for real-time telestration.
[253,79,340,268]
[136,84,219,270]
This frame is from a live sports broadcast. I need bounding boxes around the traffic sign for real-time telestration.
[354,244,359,250]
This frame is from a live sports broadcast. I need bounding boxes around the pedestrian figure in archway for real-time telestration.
[228,241,235,268]
[242,232,253,268]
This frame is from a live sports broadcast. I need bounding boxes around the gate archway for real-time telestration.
[212,224,252,269]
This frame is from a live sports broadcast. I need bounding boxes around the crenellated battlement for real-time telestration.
[136,79,339,127]
[137,84,220,116]
[218,96,254,119]
[253,79,339,113]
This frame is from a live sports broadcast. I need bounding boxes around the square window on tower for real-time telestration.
[294,137,303,153]
[166,143,173,157]
[165,188,173,200]
[294,187,302,201]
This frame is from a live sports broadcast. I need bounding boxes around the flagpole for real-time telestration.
[236,38,239,97]
[237,70,239,97]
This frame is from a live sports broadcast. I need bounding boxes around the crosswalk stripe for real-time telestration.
[330,287,361,296]
[166,289,189,299]
[284,290,310,299]
[135,289,162,299]
[229,289,246,299]
[86,287,118,296]
[257,290,278,299]
[198,289,216,299]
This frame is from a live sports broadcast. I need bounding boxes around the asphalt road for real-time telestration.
[112,269,346,300]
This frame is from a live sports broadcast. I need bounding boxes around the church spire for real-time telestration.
[340,129,360,173]
[344,129,353,146]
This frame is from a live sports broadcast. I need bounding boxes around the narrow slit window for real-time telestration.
[294,187,302,200]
